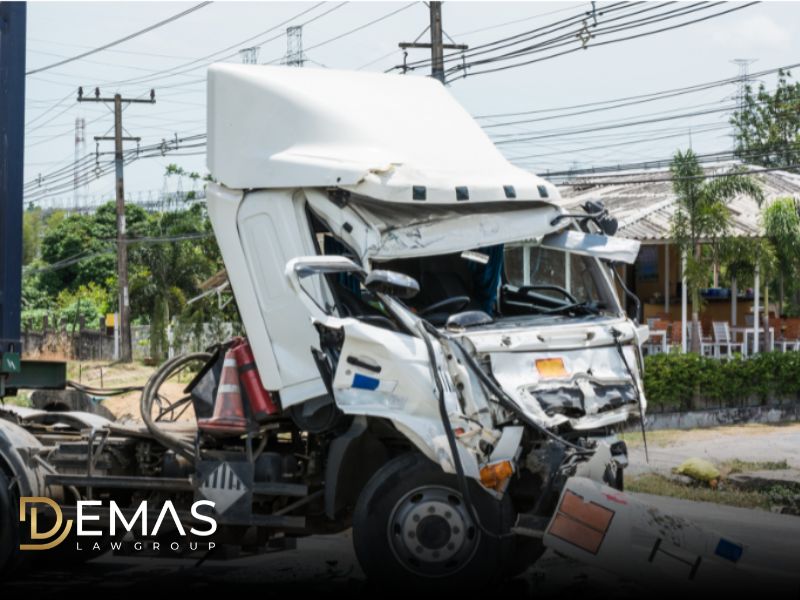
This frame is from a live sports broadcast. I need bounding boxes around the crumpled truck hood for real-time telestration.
[458,317,645,430]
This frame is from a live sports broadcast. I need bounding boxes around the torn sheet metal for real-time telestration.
[305,188,564,262]
[540,229,641,264]
[486,339,643,430]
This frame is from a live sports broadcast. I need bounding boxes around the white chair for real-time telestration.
[691,322,715,357]
[711,321,744,359]
[644,320,669,355]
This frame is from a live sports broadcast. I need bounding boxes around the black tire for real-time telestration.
[0,469,23,578]
[353,453,520,591]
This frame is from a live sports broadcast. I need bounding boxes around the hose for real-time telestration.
[416,321,512,540]
[611,330,649,463]
[140,352,212,461]
[67,381,143,397]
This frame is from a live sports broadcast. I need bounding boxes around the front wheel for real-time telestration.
[353,453,527,590]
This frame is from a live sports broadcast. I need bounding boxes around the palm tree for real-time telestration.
[130,205,217,362]
[762,197,800,316]
[670,150,764,352]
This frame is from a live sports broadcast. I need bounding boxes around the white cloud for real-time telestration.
[708,14,791,50]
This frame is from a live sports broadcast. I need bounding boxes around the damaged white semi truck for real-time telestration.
[0,65,647,587]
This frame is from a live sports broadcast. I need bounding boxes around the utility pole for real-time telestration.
[77,87,155,362]
[429,1,445,82]
[399,1,467,84]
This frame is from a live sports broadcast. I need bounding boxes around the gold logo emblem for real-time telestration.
[19,497,73,550]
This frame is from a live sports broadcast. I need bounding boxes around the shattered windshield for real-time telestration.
[503,245,616,316]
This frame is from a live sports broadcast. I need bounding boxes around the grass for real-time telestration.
[628,457,795,512]
[627,473,770,510]
[721,459,789,475]
[67,360,157,388]
[620,429,684,448]
[1,392,31,408]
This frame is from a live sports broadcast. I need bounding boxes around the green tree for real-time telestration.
[22,206,44,265]
[762,197,800,315]
[670,149,764,352]
[731,69,800,171]
[129,204,219,362]
[38,202,148,299]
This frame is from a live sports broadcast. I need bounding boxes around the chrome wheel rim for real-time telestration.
[387,485,479,577]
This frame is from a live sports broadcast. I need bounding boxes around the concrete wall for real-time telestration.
[627,403,800,431]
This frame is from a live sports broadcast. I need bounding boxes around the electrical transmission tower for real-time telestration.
[73,116,86,210]
[77,87,155,363]
[399,1,467,84]
[731,58,757,152]
[239,46,260,64]
[285,25,305,67]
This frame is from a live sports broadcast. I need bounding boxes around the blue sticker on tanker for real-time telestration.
[352,373,380,390]
[715,538,744,562]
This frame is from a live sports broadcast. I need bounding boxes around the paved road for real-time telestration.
[6,424,800,596]
[7,489,798,597]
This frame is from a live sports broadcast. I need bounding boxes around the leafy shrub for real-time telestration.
[643,351,800,410]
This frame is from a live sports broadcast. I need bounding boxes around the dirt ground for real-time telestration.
[624,422,800,476]
[67,360,197,421]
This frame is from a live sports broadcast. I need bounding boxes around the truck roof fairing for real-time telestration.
[206,64,559,205]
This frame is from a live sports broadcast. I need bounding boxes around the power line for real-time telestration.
[397,0,628,71]
[486,97,733,132]
[507,124,730,163]
[25,2,213,76]
[446,2,711,71]
[304,2,419,54]
[472,61,799,120]
[28,37,200,60]
[494,105,739,145]
[357,1,592,70]
[448,2,759,82]
[540,143,800,177]
[24,231,213,275]
[452,2,591,38]
[87,2,340,88]
[557,164,800,186]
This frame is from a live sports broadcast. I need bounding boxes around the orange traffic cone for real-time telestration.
[197,349,250,435]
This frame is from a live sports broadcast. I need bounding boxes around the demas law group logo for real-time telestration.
[18,497,218,552]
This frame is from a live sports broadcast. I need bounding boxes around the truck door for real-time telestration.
[233,188,330,407]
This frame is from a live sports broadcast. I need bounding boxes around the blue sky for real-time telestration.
[23,1,800,209]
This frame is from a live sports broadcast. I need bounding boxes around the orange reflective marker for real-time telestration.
[547,490,615,555]
[536,357,568,378]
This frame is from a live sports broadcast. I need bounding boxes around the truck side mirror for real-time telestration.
[365,270,420,299]
[551,200,618,236]
[583,200,618,236]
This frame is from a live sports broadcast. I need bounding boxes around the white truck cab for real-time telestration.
[205,64,647,585]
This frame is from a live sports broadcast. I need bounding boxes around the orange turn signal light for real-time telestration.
[480,460,514,491]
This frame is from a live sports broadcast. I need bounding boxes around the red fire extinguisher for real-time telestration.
[231,339,279,421]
